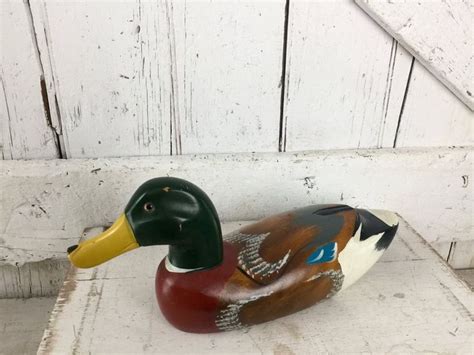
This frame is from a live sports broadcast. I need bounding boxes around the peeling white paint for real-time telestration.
[356,0,473,110]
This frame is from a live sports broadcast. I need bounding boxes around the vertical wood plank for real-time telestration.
[394,62,473,147]
[35,1,172,158]
[0,78,8,159]
[0,0,59,159]
[168,1,284,154]
[37,1,284,158]
[282,0,413,151]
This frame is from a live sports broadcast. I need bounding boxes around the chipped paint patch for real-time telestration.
[38,266,76,352]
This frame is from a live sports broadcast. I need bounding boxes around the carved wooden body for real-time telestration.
[68,178,398,333]
[156,205,397,333]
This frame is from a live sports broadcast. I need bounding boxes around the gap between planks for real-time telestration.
[24,0,66,158]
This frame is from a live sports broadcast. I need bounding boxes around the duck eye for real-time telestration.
[143,202,155,213]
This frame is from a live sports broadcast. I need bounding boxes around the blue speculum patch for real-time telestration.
[307,242,338,264]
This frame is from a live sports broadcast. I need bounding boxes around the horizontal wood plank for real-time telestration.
[0,259,69,299]
[38,219,473,354]
[0,227,103,299]
[1,147,471,267]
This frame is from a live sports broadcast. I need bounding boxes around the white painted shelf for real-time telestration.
[38,218,472,354]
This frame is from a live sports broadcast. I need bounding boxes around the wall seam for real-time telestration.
[393,56,415,148]
[278,0,290,153]
[24,0,66,158]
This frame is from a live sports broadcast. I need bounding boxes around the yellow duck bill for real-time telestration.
[67,214,138,268]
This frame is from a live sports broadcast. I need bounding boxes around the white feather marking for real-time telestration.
[312,249,325,262]
[225,231,291,280]
[164,256,203,273]
[338,225,385,290]
[304,270,344,297]
[215,291,274,331]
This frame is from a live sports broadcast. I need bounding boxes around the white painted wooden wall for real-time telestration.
[2,0,472,159]
[1,0,472,267]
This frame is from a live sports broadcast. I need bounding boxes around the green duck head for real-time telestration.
[67,177,223,270]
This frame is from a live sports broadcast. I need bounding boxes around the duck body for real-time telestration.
[156,205,398,333]
[67,177,399,333]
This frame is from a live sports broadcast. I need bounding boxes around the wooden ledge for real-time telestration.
[38,219,472,354]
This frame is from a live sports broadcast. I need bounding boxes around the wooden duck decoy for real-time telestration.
[67,177,399,333]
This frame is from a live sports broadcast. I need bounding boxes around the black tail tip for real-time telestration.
[375,223,398,251]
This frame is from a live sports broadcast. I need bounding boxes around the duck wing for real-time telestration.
[224,205,358,285]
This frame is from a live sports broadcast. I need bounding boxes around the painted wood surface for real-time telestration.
[395,62,473,147]
[2,0,472,158]
[0,2,472,271]
[0,0,60,159]
[0,258,69,299]
[356,0,473,110]
[35,1,284,157]
[1,147,471,268]
[447,240,474,269]
[1,297,56,354]
[0,227,101,299]
[281,0,413,151]
[38,218,473,354]
[457,270,474,290]
[432,242,452,261]
[432,240,474,270]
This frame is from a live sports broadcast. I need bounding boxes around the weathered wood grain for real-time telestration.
[1,147,471,269]
[0,0,60,159]
[165,1,284,154]
[37,218,473,354]
[3,0,471,158]
[0,259,69,299]
[282,0,413,151]
[37,1,284,157]
[395,62,473,147]
[32,1,172,158]
[356,0,473,110]
[0,228,103,299]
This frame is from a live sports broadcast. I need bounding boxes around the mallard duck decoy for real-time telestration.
[67,177,399,333]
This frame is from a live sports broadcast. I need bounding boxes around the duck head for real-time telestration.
[67,177,223,270]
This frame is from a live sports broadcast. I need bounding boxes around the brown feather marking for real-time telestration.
[239,272,335,326]
[217,209,357,329]
[226,212,320,285]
